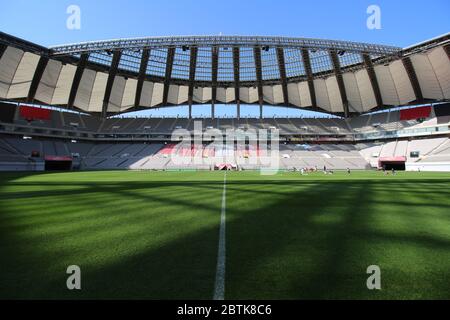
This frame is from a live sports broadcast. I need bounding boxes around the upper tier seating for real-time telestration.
[3,106,449,138]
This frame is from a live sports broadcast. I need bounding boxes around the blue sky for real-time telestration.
[1,0,449,117]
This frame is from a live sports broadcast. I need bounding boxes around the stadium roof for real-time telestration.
[49,35,402,55]
[0,32,449,117]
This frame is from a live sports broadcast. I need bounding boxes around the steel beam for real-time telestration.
[362,53,383,109]
[330,50,349,117]
[102,50,122,117]
[276,47,289,106]
[211,46,219,107]
[402,56,423,102]
[0,31,49,56]
[134,48,150,107]
[188,46,198,118]
[162,47,176,106]
[49,35,402,57]
[301,49,317,108]
[233,46,240,118]
[253,46,264,109]
[0,43,7,61]
[444,44,450,61]
[68,53,89,109]
[27,56,49,103]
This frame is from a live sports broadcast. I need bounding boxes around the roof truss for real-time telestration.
[50,35,402,57]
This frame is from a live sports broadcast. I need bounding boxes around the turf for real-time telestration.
[0,170,449,299]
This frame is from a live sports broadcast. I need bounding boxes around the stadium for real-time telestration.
[0,5,450,301]
[1,32,450,172]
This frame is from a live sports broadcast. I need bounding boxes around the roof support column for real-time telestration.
[211,101,215,119]
[211,46,219,110]
[233,46,240,119]
[188,46,198,119]
[0,44,7,61]
[27,56,49,103]
[253,46,264,114]
[444,44,450,61]
[276,47,289,106]
[102,50,122,118]
[330,50,349,117]
[134,48,150,108]
[301,49,317,108]
[362,53,383,109]
[68,53,89,110]
[402,56,423,103]
[162,47,176,106]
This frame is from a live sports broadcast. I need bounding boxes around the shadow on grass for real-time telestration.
[0,175,449,299]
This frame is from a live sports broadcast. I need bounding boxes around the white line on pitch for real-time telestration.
[213,172,227,300]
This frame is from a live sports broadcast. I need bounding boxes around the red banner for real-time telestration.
[378,156,407,162]
[400,106,431,120]
[20,106,51,121]
[44,156,73,161]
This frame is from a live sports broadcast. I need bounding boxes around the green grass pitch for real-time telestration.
[0,170,449,299]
